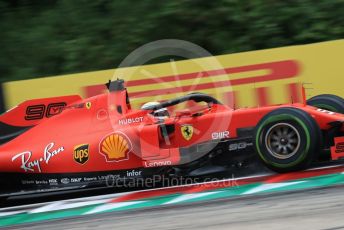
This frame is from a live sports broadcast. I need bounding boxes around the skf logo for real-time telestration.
[73,144,89,164]
[99,132,132,162]
[181,124,193,141]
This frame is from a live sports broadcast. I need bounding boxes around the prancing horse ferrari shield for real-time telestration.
[181,124,193,141]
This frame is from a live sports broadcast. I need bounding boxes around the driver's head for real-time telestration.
[141,101,169,119]
[153,107,169,119]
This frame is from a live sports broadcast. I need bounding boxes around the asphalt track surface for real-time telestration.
[8,185,344,230]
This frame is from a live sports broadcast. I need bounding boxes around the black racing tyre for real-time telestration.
[254,107,322,173]
[307,94,344,114]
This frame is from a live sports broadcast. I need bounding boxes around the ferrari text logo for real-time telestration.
[331,137,344,160]
[99,132,132,162]
[335,142,344,153]
[181,124,193,141]
[73,144,89,164]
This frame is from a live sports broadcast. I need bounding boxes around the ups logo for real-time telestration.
[74,144,89,164]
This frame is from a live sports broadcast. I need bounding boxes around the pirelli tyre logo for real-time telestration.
[73,144,89,164]
[99,132,132,162]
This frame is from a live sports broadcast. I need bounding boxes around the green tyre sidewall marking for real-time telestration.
[255,114,311,168]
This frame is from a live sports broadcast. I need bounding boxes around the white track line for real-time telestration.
[243,181,305,195]
[0,164,341,213]
[164,191,221,205]
[84,201,145,215]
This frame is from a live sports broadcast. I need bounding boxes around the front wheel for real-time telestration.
[254,107,322,173]
[307,94,344,113]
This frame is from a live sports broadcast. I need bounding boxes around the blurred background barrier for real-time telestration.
[1,39,343,112]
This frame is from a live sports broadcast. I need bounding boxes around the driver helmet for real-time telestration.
[141,101,169,119]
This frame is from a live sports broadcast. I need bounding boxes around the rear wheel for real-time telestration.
[254,107,322,173]
[307,94,344,113]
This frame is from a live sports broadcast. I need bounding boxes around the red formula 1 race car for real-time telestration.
[0,79,343,196]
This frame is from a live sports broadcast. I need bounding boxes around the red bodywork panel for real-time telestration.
[0,85,343,175]
[1,95,81,127]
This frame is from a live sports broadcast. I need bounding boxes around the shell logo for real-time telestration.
[99,132,132,162]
